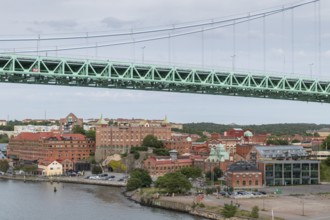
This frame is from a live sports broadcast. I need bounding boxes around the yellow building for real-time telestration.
[38,161,63,176]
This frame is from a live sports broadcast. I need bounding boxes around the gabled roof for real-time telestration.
[13,132,86,141]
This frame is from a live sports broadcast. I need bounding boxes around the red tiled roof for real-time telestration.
[13,132,86,141]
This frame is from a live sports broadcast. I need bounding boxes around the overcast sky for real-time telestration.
[0,0,329,124]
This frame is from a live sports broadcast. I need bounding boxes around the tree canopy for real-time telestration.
[126,168,152,191]
[322,135,330,150]
[155,172,192,194]
[143,135,163,148]
[0,160,9,172]
[180,167,202,179]
[206,167,223,180]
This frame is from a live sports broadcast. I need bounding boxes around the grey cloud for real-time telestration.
[33,20,78,31]
[101,17,130,29]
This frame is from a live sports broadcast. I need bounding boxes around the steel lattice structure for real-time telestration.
[0,54,329,103]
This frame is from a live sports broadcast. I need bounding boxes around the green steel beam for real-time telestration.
[0,54,330,103]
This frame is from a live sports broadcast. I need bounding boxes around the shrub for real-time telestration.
[250,206,259,218]
[221,202,237,218]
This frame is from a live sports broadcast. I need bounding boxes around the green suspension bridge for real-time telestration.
[0,54,329,103]
[0,0,326,103]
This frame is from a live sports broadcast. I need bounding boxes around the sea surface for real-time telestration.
[0,180,203,220]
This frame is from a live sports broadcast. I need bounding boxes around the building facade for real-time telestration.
[259,160,320,185]
[7,132,95,166]
[163,137,192,155]
[95,124,171,161]
[225,161,263,189]
[144,153,193,177]
[59,113,83,133]
[38,160,63,176]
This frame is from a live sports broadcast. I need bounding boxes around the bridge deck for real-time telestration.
[0,54,329,103]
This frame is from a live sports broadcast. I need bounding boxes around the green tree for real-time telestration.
[143,135,163,148]
[322,135,330,150]
[206,167,223,180]
[72,125,85,135]
[250,206,259,218]
[291,139,300,144]
[133,151,140,160]
[155,172,192,194]
[180,167,202,179]
[108,160,127,172]
[153,148,169,156]
[92,165,102,174]
[0,134,9,143]
[126,178,143,191]
[0,160,9,172]
[324,157,330,167]
[129,168,152,187]
[221,202,237,218]
[85,130,96,140]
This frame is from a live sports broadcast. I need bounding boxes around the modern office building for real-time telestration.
[258,160,320,185]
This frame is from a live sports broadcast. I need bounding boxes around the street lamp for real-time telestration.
[141,46,146,63]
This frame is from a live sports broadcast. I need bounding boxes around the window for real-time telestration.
[249,180,252,186]
[255,180,259,185]
[236,180,239,186]
[243,181,246,186]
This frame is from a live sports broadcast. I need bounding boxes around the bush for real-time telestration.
[155,172,192,194]
[127,178,143,191]
[92,165,102,174]
[221,202,237,218]
[250,206,259,218]
[0,160,9,172]
[134,152,140,160]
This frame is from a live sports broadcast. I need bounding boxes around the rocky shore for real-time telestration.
[124,190,248,220]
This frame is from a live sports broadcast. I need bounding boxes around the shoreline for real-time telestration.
[0,175,126,187]
[123,190,230,220]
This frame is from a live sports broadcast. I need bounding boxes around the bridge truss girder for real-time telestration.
[0,54,329,103]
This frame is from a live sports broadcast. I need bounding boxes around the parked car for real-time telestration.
[219,191,228,196]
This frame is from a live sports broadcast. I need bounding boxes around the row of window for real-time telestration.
[236,180,259,186]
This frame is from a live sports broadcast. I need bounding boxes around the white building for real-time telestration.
[14,125,60,134]
[38,161,63,176]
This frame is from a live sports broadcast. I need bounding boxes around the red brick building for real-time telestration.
[59,113,84,133]
[144,154,193,177]
[163,137,192,155]
[224,128,245,138]
[225,161,263,189]
[95,124,171,161]
[7,132,95,169]
[236,144,254,159]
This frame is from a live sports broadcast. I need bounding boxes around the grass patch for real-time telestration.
[289,194,304,197]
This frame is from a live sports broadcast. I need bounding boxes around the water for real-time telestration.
[0,180,203,220]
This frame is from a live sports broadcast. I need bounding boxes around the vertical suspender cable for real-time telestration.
[281,6,286,73]
[86,32,89,57]
[37,34,40,56]
[168,33,171,65]
[232,20,236,71]
[202,27,205,67]
[95,42,98,58]
[291,8,295,75]
[318,0,321,77]
[248,13,251,70]
[314,1,317,72]
[131,28,135,62]
[263,14,266,72]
